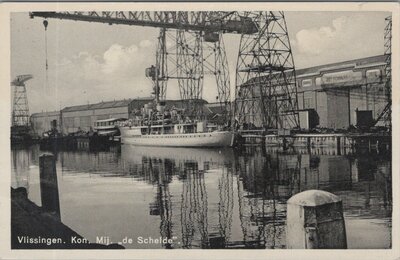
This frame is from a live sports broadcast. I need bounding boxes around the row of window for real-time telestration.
[298,68,384,88]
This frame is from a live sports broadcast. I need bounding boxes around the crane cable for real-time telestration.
[43,20,49,92]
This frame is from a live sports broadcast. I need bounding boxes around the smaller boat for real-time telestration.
[94,118,126,140]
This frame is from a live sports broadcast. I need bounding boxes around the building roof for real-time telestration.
[129,98,208,111]
[296,55,386,77]
[238,55,387,92]
[31,111,60,118]
[61,99,133,112]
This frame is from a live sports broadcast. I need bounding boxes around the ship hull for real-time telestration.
[120,127,235,147]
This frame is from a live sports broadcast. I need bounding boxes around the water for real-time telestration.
[11,144,392,249]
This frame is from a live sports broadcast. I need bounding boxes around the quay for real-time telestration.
[264,132,391,150]
[239,128,390,153]
[11,187,124,249]
[39,135,117,151]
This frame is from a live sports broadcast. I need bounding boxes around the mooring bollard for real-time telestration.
[286,190,347,249]
[39,153,61,219]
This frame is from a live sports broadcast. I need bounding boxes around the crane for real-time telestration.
[30,11,299,129]
[234,11,299,131]
[29,11,258,120]
[12,74,33,128]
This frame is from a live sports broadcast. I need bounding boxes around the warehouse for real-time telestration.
[61,99,132,133]
[296,55,387,129]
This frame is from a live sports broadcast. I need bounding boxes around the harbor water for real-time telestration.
[11,144,392,249]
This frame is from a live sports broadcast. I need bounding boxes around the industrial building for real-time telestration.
[296,55,387,130]
[237,55,388,130]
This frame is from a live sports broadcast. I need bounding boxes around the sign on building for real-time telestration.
[320,70,363,86]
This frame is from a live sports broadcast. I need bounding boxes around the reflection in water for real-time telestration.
[11,144,392,249]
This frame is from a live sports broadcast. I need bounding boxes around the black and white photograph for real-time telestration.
[1,2,399,259]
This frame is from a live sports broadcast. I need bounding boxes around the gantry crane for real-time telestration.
[30,11,298,128]
[30,11,257,120]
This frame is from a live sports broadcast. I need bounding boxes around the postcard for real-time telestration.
[0,2,399,260]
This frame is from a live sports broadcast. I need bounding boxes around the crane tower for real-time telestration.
[234,12,299,130]
[12,74,33,127]
[382,16,392,129]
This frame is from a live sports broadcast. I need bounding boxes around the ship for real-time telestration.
[119,64,235,147]
[119,121,235,147]
[119,101,235,147]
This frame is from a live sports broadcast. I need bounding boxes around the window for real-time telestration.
[301,79,313,88]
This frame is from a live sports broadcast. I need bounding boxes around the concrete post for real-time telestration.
[286,190,347,249]
[39,153,61,219]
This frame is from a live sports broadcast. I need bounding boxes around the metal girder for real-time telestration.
[234,11,299,130]
[29,11,258,34]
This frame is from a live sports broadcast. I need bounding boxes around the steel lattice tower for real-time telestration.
[176,30,204,118]
[383,16,392,129]
[203,32,231,119]
[12,75,33,127]
[374,16,392,129]
[234,11,299,130]
[152,27,231,120]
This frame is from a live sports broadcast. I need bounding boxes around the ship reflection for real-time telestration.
[121,146,235,248]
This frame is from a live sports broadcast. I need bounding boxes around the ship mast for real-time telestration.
[154,28,167,104]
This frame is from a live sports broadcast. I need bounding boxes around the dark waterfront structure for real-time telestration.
[30,111,61,137]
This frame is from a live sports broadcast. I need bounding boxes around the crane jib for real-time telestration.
[29,12,258,34]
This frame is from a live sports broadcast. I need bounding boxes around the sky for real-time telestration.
[10,11,390,113]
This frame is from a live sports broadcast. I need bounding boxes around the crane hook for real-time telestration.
[43,20,48,30]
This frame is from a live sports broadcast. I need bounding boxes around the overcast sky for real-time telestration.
[11,11,389,113]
